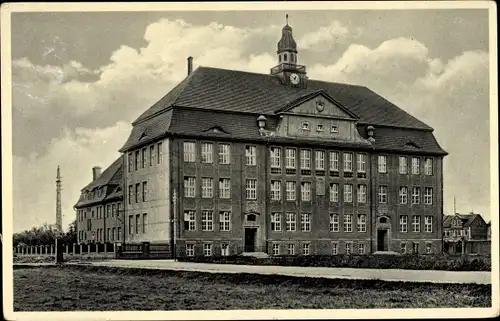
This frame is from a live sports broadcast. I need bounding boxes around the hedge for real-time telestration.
[178,254,491,271]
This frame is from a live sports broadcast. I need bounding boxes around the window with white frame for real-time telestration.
[184,210,196,231]
[270,147,281,168]
[302,243,310,255]
[268,212,281,232]
[357,214,367,232]
[345,242,352,255]
[424,216,433,232]
[301,182,311,201]
[344,214,353,232]
[183,142,196,162]
[201,178,213,198]
[203,243,212,256]
[378,185,388,204]
[316,124,324,132]
[400,186,408,204]
[425,243,432,254]
[286,181,296,201]
[184,177,196,198]
[330,213,340,232]
[343,152,353,172]
[412,187,420,204]
[150,145,156,166]
[356,153,367,172]
[331,125,339,133]
[330,183,339,202]
[332,242,339,255]
[412,215,421,232]
[221,243,230,256]
[300,149,311,169]
[413,242,420,254]
[301,213,311,232]
[219,211,231,231]
[245,145,257,166]
[357,184,367,203]
[288,243,295,255]
[128,152,133,173]
[344,184,353,203]
[218,144,230,164]
[400,215,408,232]
[424,158,433,175]
[378,155,387,173]
[245,179,257,200]
[286,212,296,231]
[186,244,195,257]
[412,157,420,175]
[424,187,433,205]
[157,142,163,164]
[399,156,408,174]
[201,143,213,163]
[302,122,310,130]
[271,180,281,201]
[201,210,213,231]
[400,242,407,254]
[315,150,325,170]
[285,148,296,168]
[358,243,365,254]
[330,151,339,171]
[272,243,280,255]
[219,178,231,199]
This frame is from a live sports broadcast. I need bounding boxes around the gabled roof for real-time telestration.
[443,213,486,228]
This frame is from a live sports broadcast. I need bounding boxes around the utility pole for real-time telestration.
[55,166,63,264]
[453,196,456,214]
[172,188,177,261]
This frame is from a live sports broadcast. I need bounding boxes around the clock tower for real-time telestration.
[270,14,307,88]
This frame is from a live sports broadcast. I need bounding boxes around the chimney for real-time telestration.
[187,56,193,75]
[92,166,102,181]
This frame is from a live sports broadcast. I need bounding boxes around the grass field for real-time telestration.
[13,265,491,311]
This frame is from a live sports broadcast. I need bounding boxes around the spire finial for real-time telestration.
[286,14,289,25]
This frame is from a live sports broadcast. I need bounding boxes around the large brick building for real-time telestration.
[78,19,448,257]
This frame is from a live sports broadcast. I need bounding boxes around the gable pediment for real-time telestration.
[276,90,359,120]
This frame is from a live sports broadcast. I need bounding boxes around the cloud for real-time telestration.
[299,20,362,51]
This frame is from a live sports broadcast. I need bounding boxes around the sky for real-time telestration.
[9,6,492,232]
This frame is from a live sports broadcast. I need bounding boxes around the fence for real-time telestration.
[116,242,172,260]
[444,240,491,256]
[14,243,117,258]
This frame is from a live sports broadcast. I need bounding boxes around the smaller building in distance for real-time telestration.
[74,157,124,244]
[443,212,490,255]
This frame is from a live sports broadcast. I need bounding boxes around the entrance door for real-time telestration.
[377,229,389,251]
[244,228,257,252]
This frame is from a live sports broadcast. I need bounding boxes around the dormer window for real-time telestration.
[302,122,310,131]
[331,125,338,133]
[316,124,324,132]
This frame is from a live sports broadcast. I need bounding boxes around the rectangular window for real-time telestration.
[272,243,280,256]
[203,243,212,257]
[135,214,141,234]
[286,212,296,231]
[221,243,230,256]
[330,183,339,202]
[288,244,295,255]
[301,213,311,232]
[270,147,281,168]
[357,214,367,232]
[186,244,195,257]
[344,184,353,203]
[300,149,311,169]
[135,150,140,170]
[219,178,231,199]
[142,213,147,233]
[106,205,111,218]
[424,158,433,175]
[330,213,339,232]
[426,243,432,254]
[141,148,147,168]
[271,180,281,201]
[412,216,421,232]
[316,124,324,132]
[425,216,433,233]
[345,242,352,255]
[343,152,353,172]
[344,214,353,232]
[400,186,408,204]
[135,183,140,203]
[301,182,311,201]
[184,210,196,231]
[412,187,421,204]
[218,144,230,164]
[399,156,408,174]
[271,212,281,231]
[128,153,133,173]
[412,157,420,175]
[302,243,310,256]
[330,151,339,172]
[201,178,213,198]
[201,143,213,163]
[150,145,156,166]
[332,243,339,255]
[246,179,257,200]
[245,145,257,166]
[356,153,366,172]
[315,150,325,170]
[358,243,366,254]
[378,185,388,204]
[302,122,310,130]
[201,210,214,231]
[286,181,296,201]
[400,242,407,254]
[357,184,367,203]
[112,204,116,217]
[128,215,134,235]
[413,242,420,254]
[285,148,296,168]
[424,187,433,205]
[378,155,387,173]
[184,177,196,198]
[400,215,408,232]
[142,182,148,202]
[183,142,196,162]
[157,142,163,164]
[219,211,231,231]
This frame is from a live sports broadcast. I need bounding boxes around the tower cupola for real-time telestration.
[277,14,298,64]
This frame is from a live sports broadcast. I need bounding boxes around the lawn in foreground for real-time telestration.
[14,265,491,311]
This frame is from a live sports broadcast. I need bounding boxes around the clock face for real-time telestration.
[289,73,300,85]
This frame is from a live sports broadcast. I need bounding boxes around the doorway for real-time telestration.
[244,228,257,252]
[377,229,389,251]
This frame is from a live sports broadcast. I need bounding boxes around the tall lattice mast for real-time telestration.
[56,166,62,232]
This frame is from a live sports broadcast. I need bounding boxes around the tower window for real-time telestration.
[284,53,288,62]
[279,55,281,63]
